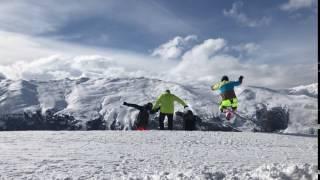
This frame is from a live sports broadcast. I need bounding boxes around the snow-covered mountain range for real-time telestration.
[0,76,317,134]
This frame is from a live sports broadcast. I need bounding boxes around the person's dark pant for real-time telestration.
[159,113,173,130]
[184,120,195,131]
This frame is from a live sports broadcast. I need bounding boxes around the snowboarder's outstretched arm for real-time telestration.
[230,76,244,87]
[123,102,143,111]
[211,83,221,91]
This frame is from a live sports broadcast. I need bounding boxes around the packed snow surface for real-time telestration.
[0,131,317,179]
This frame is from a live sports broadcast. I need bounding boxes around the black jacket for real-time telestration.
[124,102,152,129]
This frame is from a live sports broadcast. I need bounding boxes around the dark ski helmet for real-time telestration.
[221,75,229,82]
[166,89,171,93]
[146,102,153,110]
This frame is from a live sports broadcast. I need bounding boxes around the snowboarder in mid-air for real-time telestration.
[123,102,154,130]
[152,90,188,130]
[211,75,244,120]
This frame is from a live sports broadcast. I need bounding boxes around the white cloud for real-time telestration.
[230,43,260,57]
[0,1,193,36]
[0,31,57,64]
[0,53,182,83]
[0,32,316,88]
[0,55,122,80]
[151,35,198,60]
[171,38,316,88]
[236,43,259,54]
[223,1,271,27]
[0,31,111,64]
[280,0,316,11]
[0,31,176,80]
[0,1,72,34]
[181,38,226,60]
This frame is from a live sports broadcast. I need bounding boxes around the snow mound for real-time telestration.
[0,131,317,179]
[23,164,315,180]
[112,163,318,179]
[247,163,317,180]
[130,164,318,180]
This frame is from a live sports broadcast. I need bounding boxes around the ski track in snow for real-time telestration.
[0,131,317,179]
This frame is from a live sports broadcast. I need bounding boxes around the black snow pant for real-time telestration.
[159,113,173,130]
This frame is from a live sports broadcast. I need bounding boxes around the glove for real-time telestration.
[239,76,244,83]
[184,105,188,109]
[151,107,160,113]
[123,102,128,105]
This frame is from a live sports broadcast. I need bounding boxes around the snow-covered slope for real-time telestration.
[0,131,317,179]
[0,80,40,113]
[0,77,317,134]
[285,83,318,98]
[0,72,5,80]
[237,85,318,134]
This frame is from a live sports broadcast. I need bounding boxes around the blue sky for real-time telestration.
[0,0,317,52]
[0,0,318,87]
[51,0,315,52]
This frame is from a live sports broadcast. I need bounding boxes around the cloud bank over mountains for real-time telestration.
[151,35,198,60]
[0,33,316,89]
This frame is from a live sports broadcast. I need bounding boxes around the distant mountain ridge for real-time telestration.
[0,77,317,134]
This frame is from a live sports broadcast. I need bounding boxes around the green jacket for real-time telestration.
[153,92,187,114]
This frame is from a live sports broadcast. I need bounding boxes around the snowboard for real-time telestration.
[219,108,236,123]
[218,108,241,132]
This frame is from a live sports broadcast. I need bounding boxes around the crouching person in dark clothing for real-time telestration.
[176,110,199,131]
[123,102,153,130]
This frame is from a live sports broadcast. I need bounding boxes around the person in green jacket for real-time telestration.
[152,90,188,130]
